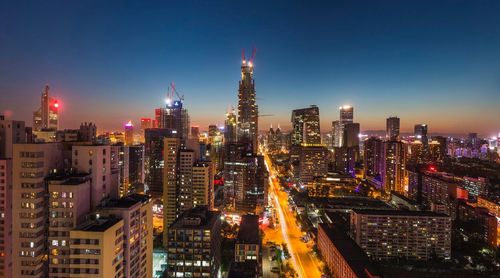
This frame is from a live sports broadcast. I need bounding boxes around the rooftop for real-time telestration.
[170,206,219,230]
[74,217,121,232]
[237,215,260,244]
[228,261,259,278]
[352,209,449,217]
[102,193,152,209]
[319,223,381,278]
[46,173,91,185]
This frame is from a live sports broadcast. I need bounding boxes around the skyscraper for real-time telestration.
[0,115,26,158]
[332,105,354,147]
[12,142,63,277]
[386,116,400,140]
[237,54,259,153]
[339,105,354,123]
[155,98,190,144]
[124,120,134,146]
[190,126,200,140]
[224,108,237,144]
[33,85,59,131]
[414,124,428,146]
[144,128,174,197]
[291,105,321,146]
[382,140,406,194]
[363,137,383,178]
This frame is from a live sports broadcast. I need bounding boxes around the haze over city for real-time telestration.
[1,0,499,136]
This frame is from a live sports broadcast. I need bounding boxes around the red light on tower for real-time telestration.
[429,166,437,172]
[54,102,59,108]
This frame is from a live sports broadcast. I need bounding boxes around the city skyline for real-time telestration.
[1,1,500,135]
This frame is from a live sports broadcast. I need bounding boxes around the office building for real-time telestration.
[190,126,200,140]
[350,209,451,260]
[308,173,357,198]
[69,217,125,277]
[12,143,64,277]
[386,116,400,140]
[291,105,321,146]
[318,223,381,278]
[236,155,268,214]
[97,194,153,278]
[144,128,173,197]
[124,121,134,146]
[224,109,237,144]
[433,136,448,157]
[235,215,261,264]
[237,54,259,153]
[140,118,153,142]
[332,105,354,147]
[155,99,190,144]
[414,124,429,150]
[165,206,221,278]
[223,143,250,208]
[33,85,59,131]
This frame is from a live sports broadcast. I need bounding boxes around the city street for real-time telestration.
[263,154,323,278]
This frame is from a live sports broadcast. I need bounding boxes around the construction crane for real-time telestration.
[168,81,184,102]
[260,114,275,117]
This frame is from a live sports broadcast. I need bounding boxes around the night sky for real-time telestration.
[1,0,499,136]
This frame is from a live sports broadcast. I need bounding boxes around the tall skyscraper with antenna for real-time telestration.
[237,49,259,153]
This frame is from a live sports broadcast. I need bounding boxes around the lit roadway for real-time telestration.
[263,154,322,278]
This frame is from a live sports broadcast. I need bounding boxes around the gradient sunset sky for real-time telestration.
[1,0,499,136]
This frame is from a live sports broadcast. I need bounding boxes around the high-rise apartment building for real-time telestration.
[318,223,380,278]
[163,137,215,232]
[291,105,321,146]
[0,159,12,278]
[97,194,153,278]
[47,174,91,277]
[72,145,112,208]
[350,209,451,260]
[297,146,329,186]
[235,215,261,264]
[12,143,63,277]
[78,122,97,142]
[33,85,59,132]
[237,55,259,153]
[128,144,145,186]
[69,217,125,277]
[165,206,221,278]
[382,140,406,194]
[386,116,400,141]
[363,137,383,178]
[0,115,26,158]
[193,161,215,210]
